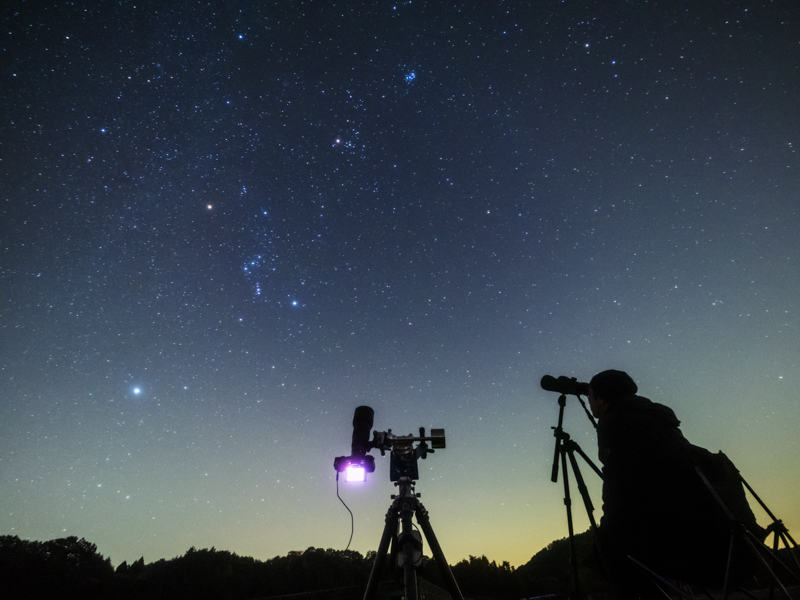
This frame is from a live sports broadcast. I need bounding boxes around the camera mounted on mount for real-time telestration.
[333,406,446,482]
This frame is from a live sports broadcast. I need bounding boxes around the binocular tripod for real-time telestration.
[550,392,606,599]
[363,476,464,600]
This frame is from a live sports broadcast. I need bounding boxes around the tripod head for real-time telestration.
[376,427,445,481]
[334,406,446,482]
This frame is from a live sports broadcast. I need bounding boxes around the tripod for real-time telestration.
[695,468,800,600]
[363,475,464,600]
[630,468,800,600]
[738,473,800,577]
[550,392,606,600]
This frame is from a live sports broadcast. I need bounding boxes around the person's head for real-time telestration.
[587,370,637,418]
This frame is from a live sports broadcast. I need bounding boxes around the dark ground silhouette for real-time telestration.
[0,532,603,600]
[2,532,795,600]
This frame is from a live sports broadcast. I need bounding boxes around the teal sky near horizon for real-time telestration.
[1,0,798,569]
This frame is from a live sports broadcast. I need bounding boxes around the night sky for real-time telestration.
[2,1,799,569]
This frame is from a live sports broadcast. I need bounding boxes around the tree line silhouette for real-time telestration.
[0,531,608,600]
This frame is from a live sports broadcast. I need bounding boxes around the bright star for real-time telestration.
[133,388,141,395]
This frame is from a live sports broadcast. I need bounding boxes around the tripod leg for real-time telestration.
[626,555,690,600]
[398,500,419,600]
[723,532,735,600]
[740,475,799,548]
[697,469,794,600]
[566,445,619,598]
[560,447,582,600]
[415,502,465,600]
[778,530,800,575]
[740,529,793,600]
[364,502,399,600]
[769,531,779,600]
[566,446,597,527]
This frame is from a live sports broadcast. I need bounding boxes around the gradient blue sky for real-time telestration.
[1,0,798,568]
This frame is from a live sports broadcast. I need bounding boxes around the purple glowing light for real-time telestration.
[345,465,367,482]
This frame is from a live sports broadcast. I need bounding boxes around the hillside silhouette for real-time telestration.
[0,531,607,600]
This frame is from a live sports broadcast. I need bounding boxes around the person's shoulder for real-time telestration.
[631,395,681,427]
[613,395,680,423]
[611,394,653,413]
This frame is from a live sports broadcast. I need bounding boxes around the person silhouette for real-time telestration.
[588,370,762,599]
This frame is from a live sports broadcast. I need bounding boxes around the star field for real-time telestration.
[1,1,798,568]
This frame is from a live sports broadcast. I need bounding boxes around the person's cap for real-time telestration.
[590,370,637,402]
